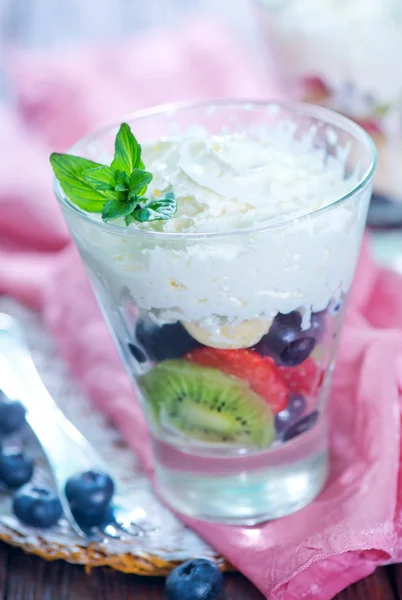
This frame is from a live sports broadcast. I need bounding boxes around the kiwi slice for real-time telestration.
[140,360,274,449]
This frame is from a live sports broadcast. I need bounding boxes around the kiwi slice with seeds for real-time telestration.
[140,360,274,449]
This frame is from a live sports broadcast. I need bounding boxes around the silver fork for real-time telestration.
[0,312,150,542]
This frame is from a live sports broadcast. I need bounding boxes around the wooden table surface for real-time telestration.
[0,543,400,599]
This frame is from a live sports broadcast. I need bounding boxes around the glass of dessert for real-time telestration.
[255,0,402,202]
[51,100,376,524]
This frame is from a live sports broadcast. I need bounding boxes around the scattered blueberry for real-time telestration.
[13,485,62,528]
[0,394,26,435]
[65,469,114,515]
[0,450,34,488]
[275,394,306,435]
[136,319,201,362]
[254,311,316,367]
[283,411,319,442]
[128,343,147,363]
[166,559,224,600]
[71,504,113,529]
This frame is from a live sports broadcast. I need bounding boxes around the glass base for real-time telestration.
[152,418,329,524]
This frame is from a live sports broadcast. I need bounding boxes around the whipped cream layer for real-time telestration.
[261,0,402,107]
[132,129,354,233]
[65,129,371,330]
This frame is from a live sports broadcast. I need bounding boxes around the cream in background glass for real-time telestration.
[55,100,376,524]
[256,0,402,201]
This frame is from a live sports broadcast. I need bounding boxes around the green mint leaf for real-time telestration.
[102,197,139,222]
[131,191,176,222]
[111,123,142,175]
[83,166,121,202]
[124,214,136,226]
[128,169,153,198]
[115,171,130,192]
[51,123,177,226]
[83,167,132,201]
[50,153,105,212]
[83,166,117,191]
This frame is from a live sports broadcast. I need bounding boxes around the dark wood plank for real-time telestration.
[97,569,165,600]
[0,542,398,600]
[391,564,402,599]
[221,573,264,599]
[0,543,265,600]
[335,568,396,600]
[5,545,88,600]
[0,542,9,598]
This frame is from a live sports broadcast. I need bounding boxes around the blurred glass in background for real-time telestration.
[255,0,402,205]
[255,0,402,270]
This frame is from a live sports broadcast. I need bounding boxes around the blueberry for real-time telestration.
[280,337,316,366]
[13,485,62,528]
[275,394,306,435]
[283,411,319,442]
[128,343,147,363]
[309,310,327,343]
[166,559,224,600]
[136,320,201,362]
[0,450,34,488]
[254,311,316,367]
[65,469,114,514]
[330,300,343,315]
[0,394,26,435]
[71,504,113,528]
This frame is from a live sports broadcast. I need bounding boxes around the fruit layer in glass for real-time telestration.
[55,101,376,523]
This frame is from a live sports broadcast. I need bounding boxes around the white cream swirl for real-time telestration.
[135,130,354,234]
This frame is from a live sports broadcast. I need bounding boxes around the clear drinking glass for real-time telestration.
[55,100,377,524]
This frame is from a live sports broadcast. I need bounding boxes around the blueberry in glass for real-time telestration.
[65,469,114,515]
[0,394,26,436]
[166,558,224,600]
[283,411,319,442]
[280,338,316,367]
[0,450,34,488]
[330,299,343,316]
[254,311,316,366]
[275,394,306,436]
[135,319,201,362]
[13,485,62,528]
[309,310,327,343]
[128,343,147,363]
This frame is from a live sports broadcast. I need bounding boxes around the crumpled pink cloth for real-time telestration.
[2,19,402,600]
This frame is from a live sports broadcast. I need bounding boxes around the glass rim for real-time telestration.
[55,98,378,240]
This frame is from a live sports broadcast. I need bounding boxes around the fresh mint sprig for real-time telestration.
[50,123,176,224]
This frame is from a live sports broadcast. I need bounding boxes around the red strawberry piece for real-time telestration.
[354,118,383,138]
[279,358,324,397]
[187,347,289,413]
[302,76,331,103]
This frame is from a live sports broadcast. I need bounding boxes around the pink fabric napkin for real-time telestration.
[2,18,402,600]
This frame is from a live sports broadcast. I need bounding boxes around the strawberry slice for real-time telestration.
[279,358,324,397]
[354,118,383,138]
[187,347,289,413]
[302,76,331,103]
